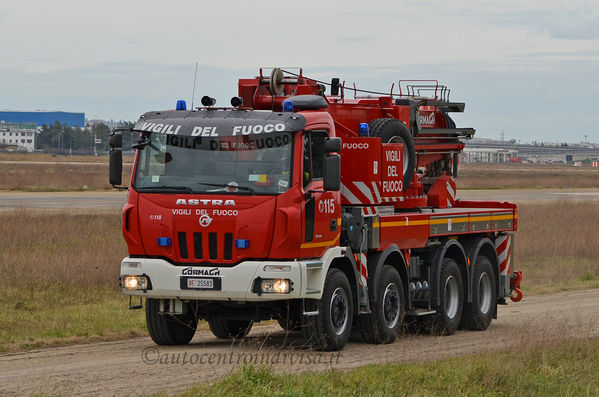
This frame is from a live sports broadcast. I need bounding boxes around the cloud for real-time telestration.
[510,49,599,60]
[337,36,375,43]
[538,4,599,40]
[465,3,599,40]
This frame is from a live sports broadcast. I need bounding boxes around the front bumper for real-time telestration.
[119,257,320,301]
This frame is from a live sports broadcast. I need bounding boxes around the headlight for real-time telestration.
[259,278,291,294]
[122,275,150,291]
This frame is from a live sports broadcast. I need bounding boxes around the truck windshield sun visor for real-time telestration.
[132,109,306,137]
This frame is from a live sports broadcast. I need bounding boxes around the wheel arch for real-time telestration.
[366,244,409,310]
[429,239,468,308]
[329,255,359,316]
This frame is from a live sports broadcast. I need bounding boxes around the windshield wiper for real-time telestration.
[196,182,256,195]
[137,185,194,194]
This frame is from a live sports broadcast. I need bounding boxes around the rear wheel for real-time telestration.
[146,298,197,345]
[358,265,405,343]
[431,259,463,335]
[302,268,353,351]
[208,317,253,339]
[460,255,496,330]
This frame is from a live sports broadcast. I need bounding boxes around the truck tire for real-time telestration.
[278,317,302,332]
[302,268,353,351]
[208,317,253,339]
[277,318,302,332]
[431,258,463,335]
[277,301,302,331]
[146,298,197,345]
[460,255,496,330]
[368,118,416,190]
[358,265,405,343]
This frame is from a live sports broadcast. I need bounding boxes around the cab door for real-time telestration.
[300,131,341,258]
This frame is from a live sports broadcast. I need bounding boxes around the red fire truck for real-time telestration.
[109,68,522,351]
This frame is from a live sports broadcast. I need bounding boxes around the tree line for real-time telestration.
[36,121,136,155]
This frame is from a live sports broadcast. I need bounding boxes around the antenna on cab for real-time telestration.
[191,62,199,110]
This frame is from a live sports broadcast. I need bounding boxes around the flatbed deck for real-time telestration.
[377,205,517,249]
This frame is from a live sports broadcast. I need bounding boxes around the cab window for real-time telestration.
[303,131,327,188]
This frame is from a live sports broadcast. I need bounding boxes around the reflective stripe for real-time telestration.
[301,234,340,249]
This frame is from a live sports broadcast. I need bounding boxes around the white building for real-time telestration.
[461,147,519,163]
[0,122,36,152]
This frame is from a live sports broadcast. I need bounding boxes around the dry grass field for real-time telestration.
[1,162,114,191]
[0,210,126,286]
[0,201,597,350]
[1,202,596,291]
[1,152,597,191]
[516,201,599,291]
[0,210,144,350]
[0,153,133,191]
[459,163,599,189]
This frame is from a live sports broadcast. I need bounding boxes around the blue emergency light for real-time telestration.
[359,123,369,137]
[157,237,172,247]
[176,100,187,111]
[282,100,294,112]
[235,239,250,249]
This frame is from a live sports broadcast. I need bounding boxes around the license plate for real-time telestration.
[188,278,213,289]
[180,276,221,290]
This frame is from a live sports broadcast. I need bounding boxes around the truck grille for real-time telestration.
[178,232,188,259]
[193,232,203,259]
[178,232,234,262]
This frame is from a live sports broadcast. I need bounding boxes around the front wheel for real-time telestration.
[302,268,353,351]
[208,317,253,339]
[146,298,197,345]
[431,258,463,335]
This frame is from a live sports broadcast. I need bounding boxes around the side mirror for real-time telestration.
[109,129,126,189]
[324,137,342,153]
[330,78,340,96]
[324,154,340,191]
[109,131,123,148]
[109,149,123,186]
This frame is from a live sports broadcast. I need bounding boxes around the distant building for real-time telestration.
[0,110,85,128]
[462,147,519,163]
[0,122,36,151]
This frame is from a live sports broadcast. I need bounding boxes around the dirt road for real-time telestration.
[1,289,598,396]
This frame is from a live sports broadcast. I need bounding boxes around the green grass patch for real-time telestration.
[580,272,598,281]
[180,337,599,396]
[0,283,145,352]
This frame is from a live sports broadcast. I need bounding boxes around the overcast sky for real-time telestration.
[1,0,598,142]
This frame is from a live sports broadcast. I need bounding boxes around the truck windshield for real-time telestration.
[133,132,293,195]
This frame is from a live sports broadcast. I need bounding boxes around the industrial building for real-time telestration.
[0,110,85,152]
[0,111,85,128]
